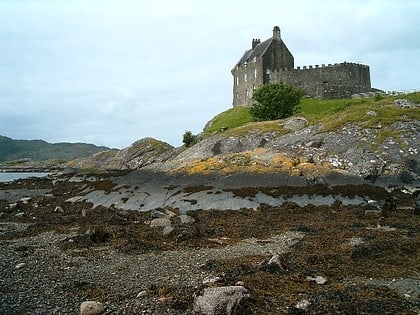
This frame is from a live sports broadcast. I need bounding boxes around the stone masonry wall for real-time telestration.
[232,58,264,106]
[269,62,371,99]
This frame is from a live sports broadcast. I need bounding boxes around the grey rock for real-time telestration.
[179,214,195,224]
[306,275,327,284]
[150,218,171,228]
[54,206,64,213]
[80,301,104,315]
[394,99,417,108]
[15,262,26,269]
[194,286,250,315]
[136,290,148,298]
[283,116,308,131]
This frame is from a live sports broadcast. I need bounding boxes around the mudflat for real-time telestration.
[0,171,418,314]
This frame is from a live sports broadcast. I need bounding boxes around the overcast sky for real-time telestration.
[1,0,419,148]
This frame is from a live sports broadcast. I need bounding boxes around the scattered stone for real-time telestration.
[80,301,105,315]
[367,110,378,116]
[0,212,4,219]
[136,290,148,298]
[296,299,311,310]
[394,99,417,108]
[306,275,327,285]
[20,197,32,204]
[54,206,64,213]
[179,214,195,224]
[194,286,250,315]
[81,209,87,217]
[15,212,24,218]
[202,275,223,285]
[150,218,171,228]
[15,262,26,269]
[9,203,18,209]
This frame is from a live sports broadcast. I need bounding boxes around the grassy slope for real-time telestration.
[203,93,420,141]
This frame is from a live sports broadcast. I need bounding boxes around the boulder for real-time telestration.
[80,301,104,315]
[194,286,250,315]
[283,116,308,131]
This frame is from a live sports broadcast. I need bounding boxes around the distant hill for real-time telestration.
[0,135,115,162]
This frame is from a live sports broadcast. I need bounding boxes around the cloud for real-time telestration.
[0,0,419,148]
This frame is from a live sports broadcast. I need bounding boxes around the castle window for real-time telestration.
[246,89,249,98]
[236,76,239,85]
[244,61,248,67]
[244,74,247,82]
[253,57,257,63]
[254,69,257,79]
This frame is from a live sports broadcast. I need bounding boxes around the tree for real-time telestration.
[182,130,197,147]
[250,82,304,121]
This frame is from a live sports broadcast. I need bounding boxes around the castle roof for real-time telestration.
[235,37,273,67]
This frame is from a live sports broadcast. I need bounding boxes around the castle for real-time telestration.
[232,26,372,106]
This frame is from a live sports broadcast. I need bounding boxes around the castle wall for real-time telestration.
[269,62,371,99]
[232,58,264,106]
[262,39,294,72]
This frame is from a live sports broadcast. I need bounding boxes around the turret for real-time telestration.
[272,26,281,39]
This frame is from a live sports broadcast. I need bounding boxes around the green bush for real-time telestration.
[182,131,197,147]
[250,82,304,121]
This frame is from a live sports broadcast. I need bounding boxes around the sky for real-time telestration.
[0,0,419,149]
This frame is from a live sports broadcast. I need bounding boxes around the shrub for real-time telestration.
[182,131,197,147]
[250,82,304,121]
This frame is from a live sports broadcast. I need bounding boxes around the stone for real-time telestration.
[54,206,64,213]
[150,218,171,228]
[306,275,327,284]
[179,214,195,224]
[80,301,105,315]
[136,290,148,298]
[20,197,32,204]
[394,99,417,108]
[193,286,250,315]
[283,116,308,131]
[296,299,311,310]
[202,275,223,285]
[15,262,26,269]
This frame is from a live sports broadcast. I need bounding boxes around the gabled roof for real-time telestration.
[235,38,274,67]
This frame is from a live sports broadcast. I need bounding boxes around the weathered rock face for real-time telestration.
[69,137,175,170]
[160,116,419,181]
[113,137,174,170]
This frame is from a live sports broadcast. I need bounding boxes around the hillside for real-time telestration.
[0,135,114,162]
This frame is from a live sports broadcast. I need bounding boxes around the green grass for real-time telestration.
[203,92,420,140]
[204,106,252,135]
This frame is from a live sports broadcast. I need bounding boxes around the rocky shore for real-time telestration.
[0,170,419,314]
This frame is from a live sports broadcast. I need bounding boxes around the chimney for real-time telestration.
[252,38,260,49]
[273,26,281,39]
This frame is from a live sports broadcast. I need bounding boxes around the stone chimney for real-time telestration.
[273,26,281,39]
[252,38,260,49]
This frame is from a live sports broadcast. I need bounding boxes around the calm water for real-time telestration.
[0,172,50,183]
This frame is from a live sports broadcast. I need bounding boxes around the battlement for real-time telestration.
[270,62,369,73]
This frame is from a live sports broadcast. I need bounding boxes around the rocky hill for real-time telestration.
[0,135,114,163]
[72,95,419,189]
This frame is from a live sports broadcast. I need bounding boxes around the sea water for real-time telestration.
[0,172,50,183]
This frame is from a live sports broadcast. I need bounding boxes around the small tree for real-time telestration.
[182,130,197,147]
[250,82,304,121]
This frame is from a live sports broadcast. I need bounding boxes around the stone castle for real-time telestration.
[232,26,372,106]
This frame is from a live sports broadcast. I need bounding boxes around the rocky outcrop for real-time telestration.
[69,137,175,170]
[151,115,419,183]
